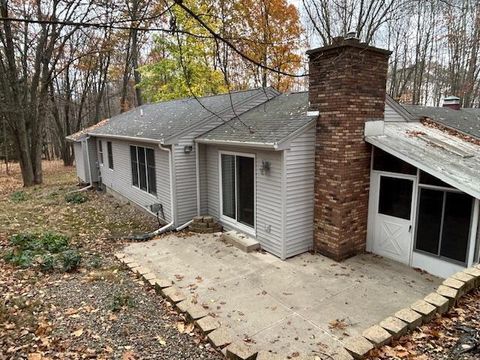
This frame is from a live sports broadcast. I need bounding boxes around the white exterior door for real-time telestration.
[373,174,415,265]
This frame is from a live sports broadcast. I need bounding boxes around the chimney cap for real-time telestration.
[345,31,358,39]
[443,95,460,102]
[306,37,391,57]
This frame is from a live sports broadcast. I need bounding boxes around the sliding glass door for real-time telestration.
[220,153,255,228]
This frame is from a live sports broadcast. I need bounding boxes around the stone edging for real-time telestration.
[343,265,480,359]
[115,252,263,360]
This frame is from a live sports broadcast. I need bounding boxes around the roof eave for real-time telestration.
[365,135,480,199]
[195,138,278,150]
[88,133,164,144]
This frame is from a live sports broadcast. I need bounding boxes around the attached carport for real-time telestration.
[365,121,480,278]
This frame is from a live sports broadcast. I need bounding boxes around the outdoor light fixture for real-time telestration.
[184,145,193,153]
[260,160,271,175]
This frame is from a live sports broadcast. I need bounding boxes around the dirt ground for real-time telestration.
[368,290,480,360]
[0,161,223,360]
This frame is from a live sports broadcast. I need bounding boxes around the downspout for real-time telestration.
[195,142,201,216]
[128,144,175,241]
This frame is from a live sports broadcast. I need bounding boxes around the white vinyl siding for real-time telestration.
[284,125,316,258]
[172,88,279,226]
[205,145,284,257]
[385,103,407,122]
[73,142,87,182]
[97,138,172,222]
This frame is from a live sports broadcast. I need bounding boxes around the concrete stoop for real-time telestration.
[222,230,260,253]
[344,264,480,359]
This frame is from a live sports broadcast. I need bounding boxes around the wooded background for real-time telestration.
[1,0,479,186]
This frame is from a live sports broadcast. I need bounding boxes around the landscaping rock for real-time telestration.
[207,327,234,348]
[451,272,476,292]
[379,316,408,338]
[463,267,480,287]
[424,292,449,314]
[177,300,208,320]
[442,278,466,297]
[193,216,204,223]
[162,286,187,303]
[225,342,257,360]
[394,308,422,330]
[153,277,173,290]
[196,315,220,334]
[115,252,125,260]
[362,325,392,347]
[411,300,437,323]
[127,261,140,270]
[203,216,214,223]
[141,272,156,282]
[344,336,374,359]
[436,285,459,307]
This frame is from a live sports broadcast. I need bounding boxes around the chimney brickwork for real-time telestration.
[308,38,391,261]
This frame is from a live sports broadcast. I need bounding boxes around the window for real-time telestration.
[419,171,453,188]
[130,145,156,196]
[221,153,255,228]
[107,141,114,169]
[378,176,413,220]
[415,188,473,264]
[373,148,417,175]
[98,140,103,165]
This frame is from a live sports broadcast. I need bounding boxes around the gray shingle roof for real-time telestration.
[403,105,480,139]
[87,88,278,143]
[196,92,316,146]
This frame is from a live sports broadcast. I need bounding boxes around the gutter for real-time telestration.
[195,138,279,149]
[88,132,164,145]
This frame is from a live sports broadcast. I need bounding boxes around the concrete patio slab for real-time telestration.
[123,233,441,358]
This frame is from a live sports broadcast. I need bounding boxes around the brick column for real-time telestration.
[307,37,391,261]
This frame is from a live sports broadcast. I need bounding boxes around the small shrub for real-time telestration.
[9,233,37,249]
[110,293,135,312]
[4,250,35,268]
[61,250,82,272]
[65,192,88,204]
[10,191,27,203]
[39,254,55,272]
[41,232,69,253]
[88,254,103,269]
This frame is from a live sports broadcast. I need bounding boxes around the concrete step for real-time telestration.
[222,230,260,253]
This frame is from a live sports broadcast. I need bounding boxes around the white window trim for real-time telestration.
[218,150,256,237]
[129,144,157,197]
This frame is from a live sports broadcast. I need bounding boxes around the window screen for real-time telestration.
[415,188,473,264]
[378,176,413,220]
[146,148,156,196]
[130,146,156,195]
[107,141,114,169]
[130,146,138,187]
[98,141,103,164]
[221,154,236,219]
[440,192,471,262]
[373,148,417,175]
[138,147,147,191]
[415,189,443,255]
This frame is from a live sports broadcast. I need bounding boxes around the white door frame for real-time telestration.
[368,170,418,266]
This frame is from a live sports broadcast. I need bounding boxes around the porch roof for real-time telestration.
[195,92,316,148]
[365,122,480,199]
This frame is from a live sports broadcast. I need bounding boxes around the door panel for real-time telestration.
[237,156,254,227]
[373,175,415,265]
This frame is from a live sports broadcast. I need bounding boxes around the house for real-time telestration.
[67,36,480,278]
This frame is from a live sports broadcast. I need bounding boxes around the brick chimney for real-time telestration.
[307,37,391,261]
[443,96,461,110]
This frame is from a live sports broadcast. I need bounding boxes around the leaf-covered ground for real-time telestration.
[0,162,223,359]
[368,290,480,360]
